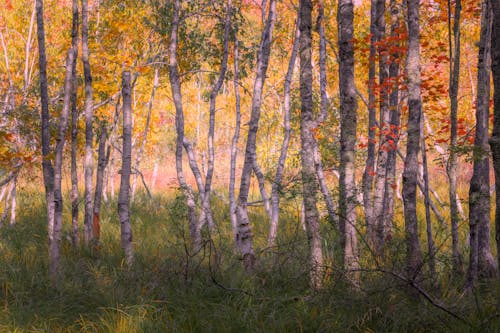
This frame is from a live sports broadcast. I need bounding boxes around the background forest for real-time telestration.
[0,0,499,331]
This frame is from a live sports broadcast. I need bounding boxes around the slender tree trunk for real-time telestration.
[469,0,498,286]
[420,116,437,286]
[338,0,360,278]
[70,0,80,247]
[403,0,423,279]
[299,0,323,289]
[492,0,500,273]
[363,0,378,245]
[131,67,159,201]
[382,0,401,242]
[236,0,276,270]
[52,49,76,280]
[230,32,241,244]
[82,0,94,246]
[199,0,231,232]
[314,2,338,229]
[93,125,108,246]
[447,0,463,275]
[372,0,391,256]
[168,0,199,246]
[36,0,56,272]
[118,71,134,267]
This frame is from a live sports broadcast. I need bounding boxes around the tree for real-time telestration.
[492,0,500,273]
[70,0,80,246]
[447,0,463,275]
[363,0,378,247]
[36,0,56,275]
[268,11,300,247]
[118,70,134,267]
[402,0,423,278]
[338,0,360,277]
[299,0,323,289]
[235,0,276,270]
[82,0,95,246]
[51,48,75,279]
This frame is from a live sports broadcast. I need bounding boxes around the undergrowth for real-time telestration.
[0,189,498,332]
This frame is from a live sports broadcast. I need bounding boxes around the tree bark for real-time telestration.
[372,0,391,256]
[338,0,360,278]
[52,49,76,280]
[36,0,56,273]
[314,2,338,229]
[299,0,324,289]
[199,0,231,232]
[363,0,378,246]
[168,0,199,246]
[403,0,423,279]
[93,125,108,246]
[118,71,134,267]
[230,31,241,245]
[82,0,94,246]
[382,0,401,243]
[469,0,498,286]
[235,0,276,270]
[447,0,463,275]
[70,0,80,247]
[421,116,437,287]
[492,0,500,273]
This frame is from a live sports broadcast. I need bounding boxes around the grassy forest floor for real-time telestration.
[0,189,498,332]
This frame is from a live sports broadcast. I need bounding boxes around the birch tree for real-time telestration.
[363,0,378,245]
[82,0,95,246]
[338,0,360,276]
[235,0,276,270]
[402,0,423,278]
[118,71,134,267]
[268,13,300,247]
[447,0,463,275]
[299,0,323,289]
[70,0,80,246]
[36,0,56,271]
[52,49,76,279]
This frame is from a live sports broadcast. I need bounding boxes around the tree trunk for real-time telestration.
[70,0,80,247]
[315,2,338,229]
[199,0,231,232]
[82,0,94,246]
[36,0,56,273]
[402,0,423,279]
[338,0,360,278]
[230,32,241,245]
[382,0,401,243]
[372,0,391,256]
[9,175,16,226]
[118,71,134,267]
[93,125,108,246]
[421,116,437,287]
[235,0,276,270]
[52,49,76,280]
[492,0,500,273]
[363,0,378,246]
[469,0,498,287]
[168,0,199,247]
[447,0,463,275]
[299,0,324,289]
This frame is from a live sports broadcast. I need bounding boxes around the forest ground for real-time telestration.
[0,182,498,332]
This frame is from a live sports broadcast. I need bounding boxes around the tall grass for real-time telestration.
[0,188,497,332]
